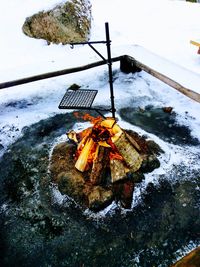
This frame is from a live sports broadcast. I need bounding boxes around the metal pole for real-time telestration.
[105,22,116,119]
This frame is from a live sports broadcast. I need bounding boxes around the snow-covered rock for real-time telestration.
[22,0,92,44]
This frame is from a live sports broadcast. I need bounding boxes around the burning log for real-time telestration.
[90,145,110,185]
[114,130,142,172]
[110,159,127,183]
[69,116,143,182]
[75,137,94,172]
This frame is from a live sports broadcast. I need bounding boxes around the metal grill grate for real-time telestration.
[59,89,98,109]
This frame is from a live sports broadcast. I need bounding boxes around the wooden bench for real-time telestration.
[190,40,200,54]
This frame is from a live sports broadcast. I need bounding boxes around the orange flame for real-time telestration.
[109,152,124,161]
[73,112,102,125]
[70,114,124,172]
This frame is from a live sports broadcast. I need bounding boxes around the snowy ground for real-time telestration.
[1,0,200,155]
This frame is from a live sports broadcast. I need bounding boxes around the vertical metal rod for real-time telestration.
[105,22,116,119]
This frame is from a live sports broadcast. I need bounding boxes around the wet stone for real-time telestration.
[140,154,161,173]
[87,186,113,211]
[120,106,200,145]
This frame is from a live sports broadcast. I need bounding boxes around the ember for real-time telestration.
[67,116,142,184]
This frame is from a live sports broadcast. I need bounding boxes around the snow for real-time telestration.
[0,0,199,155]
[0,1,200,161]
[0,0,199,152]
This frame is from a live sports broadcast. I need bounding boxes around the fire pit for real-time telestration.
[1,109,200,266]
[50,114,162,211]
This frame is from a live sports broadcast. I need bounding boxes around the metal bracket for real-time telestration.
[70,41,108,62]
[69,22,116,118]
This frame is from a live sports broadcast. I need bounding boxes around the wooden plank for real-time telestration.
[120,54,200,104]
[0,56,122,90]
[1,42,200,105]
[170,246,200,267]
[190,40,200,47]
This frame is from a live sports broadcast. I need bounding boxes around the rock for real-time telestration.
[171,246,200,267]
[58,171,87,204]
[22,0,92,44]
[87,186,113,211]
[50,142,113,210]
[128,171,145,183]
[49,142,76,181]
[146,140,164,155]
[50,142,88,204]
[140,155,160,173]
[68,83,81,90]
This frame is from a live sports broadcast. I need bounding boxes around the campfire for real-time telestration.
[68,115,143,184]
[50,113,162,211]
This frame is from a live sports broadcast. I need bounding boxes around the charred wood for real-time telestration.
[90,146,110,185]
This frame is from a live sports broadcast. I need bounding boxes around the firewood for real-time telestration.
[90,146,110,185]
[111,123,122,135]
[75,138,94,172]
[114,131,142,172]
[101,118,122,139]
[113,180,135,209]
[124,131,141,152]
[100,118,120,132]
[67,130,78,143]
[120,180,135,209]
[97,129,122,147]
[77,128,92,151]
[100,117,116,128]
[111,131,122,143]
[110,159,127,183]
